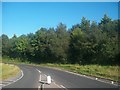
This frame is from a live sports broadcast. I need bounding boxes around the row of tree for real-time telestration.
[1,15,119,65]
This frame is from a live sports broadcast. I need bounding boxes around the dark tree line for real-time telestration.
[1,15,119,65]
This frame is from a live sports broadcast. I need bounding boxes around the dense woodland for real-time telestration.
[1,15,120,65]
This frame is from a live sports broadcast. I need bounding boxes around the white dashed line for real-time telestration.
[36,69,41,73]
[60,85,66,88]
[38,86,41,90]
[36,68,66,89]
[111,81,114,84]
[36,69,42,81]
[39,75,41,81]
[44,74,47,77]
[53,82,61,88]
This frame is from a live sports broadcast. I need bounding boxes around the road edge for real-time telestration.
[36,65,119,87]
[1,69,24,88]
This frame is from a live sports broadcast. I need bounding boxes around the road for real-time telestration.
[2,64,119,90]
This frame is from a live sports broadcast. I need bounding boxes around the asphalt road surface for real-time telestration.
[2,64,119,90]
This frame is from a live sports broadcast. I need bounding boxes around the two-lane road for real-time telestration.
[2,64,119,89]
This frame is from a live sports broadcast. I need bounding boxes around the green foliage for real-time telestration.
[1,14,119,65]
[2,34,11,56]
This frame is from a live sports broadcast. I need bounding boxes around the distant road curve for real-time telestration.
[2,64,119,89]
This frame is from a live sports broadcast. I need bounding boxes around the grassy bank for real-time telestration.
[2,57,30,64]
[2,57,119,82]
[0,63,20,80]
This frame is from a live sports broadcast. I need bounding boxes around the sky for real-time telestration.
[0,2,2,36]
[2,2,118,38]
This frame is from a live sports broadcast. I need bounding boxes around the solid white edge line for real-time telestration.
[2,70,24,88]
[58,69,119,86]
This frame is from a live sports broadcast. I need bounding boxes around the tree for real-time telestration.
[15,35,28,58]
[53,23,70,63]
[32,28,48,62]
[99,14,112,31]
[2,34,10,56]
[90,21,98,31]
[69,28,87,64]
[80,17,90,32]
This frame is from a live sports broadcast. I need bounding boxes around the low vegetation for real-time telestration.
[0,63,20,80]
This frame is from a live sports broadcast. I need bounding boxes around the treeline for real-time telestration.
[1,15,119,65]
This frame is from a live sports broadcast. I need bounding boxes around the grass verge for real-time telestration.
[0,63,20,80]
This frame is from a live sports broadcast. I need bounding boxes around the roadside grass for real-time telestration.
[0,63,20,80]
[2,57,31,64]
[2,57,119,82]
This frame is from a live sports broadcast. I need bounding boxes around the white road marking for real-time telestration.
[56,69,119,86]
[39,75,41,81]
[45,66,119,86]
[36,69,42,81]
[38,86,41,90]
[36,69,41,73]
[60,85,66,88]
[0,83,5,87]
[36,68,66,89]
[0,87,2,90]
[111,81,114,84]
[97,79,118,86]
[2,70,24,88]
[44,74,47,77]
[53,82,61,88]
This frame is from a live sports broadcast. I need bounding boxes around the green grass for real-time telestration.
[2,57,119,82]
[2,57,31,64]
[0,63,20,80]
